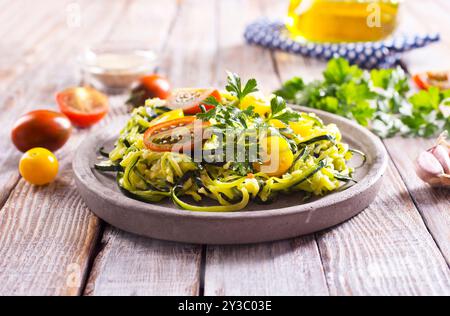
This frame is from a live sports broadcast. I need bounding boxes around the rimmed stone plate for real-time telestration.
[73,106,388,244]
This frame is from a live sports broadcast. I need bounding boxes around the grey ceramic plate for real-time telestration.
[73,106,388,244]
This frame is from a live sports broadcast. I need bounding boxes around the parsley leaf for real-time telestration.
[267,96,301,124]
[323,57,363,84]
[270,95,286,114]
[226,71,258,101]
[273,77,304,100]
[202,96,220,107]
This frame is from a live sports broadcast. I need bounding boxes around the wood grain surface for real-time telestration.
[85,226,201,296]
[0,0,128,295]
[385,0,450,264]
[316,163,449,295]
[0,0,448,296]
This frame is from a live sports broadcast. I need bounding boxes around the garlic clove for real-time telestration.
[415,131,450,187]
[436,131,450,150]
[415,151,444,184]
[431,145,450,174]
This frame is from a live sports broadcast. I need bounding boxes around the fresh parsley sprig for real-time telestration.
[226,71,258,101]
[267,96,301,124]
[201,96,220,108]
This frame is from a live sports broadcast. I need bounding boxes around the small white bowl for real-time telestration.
[79,41,158,93]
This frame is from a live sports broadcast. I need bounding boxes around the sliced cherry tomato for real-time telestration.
[413,74,429,90]
[127,74,171,107]
[168,88,221,115]
[56,87,109,128]
[413,71,450,90]
[143,117,210,152]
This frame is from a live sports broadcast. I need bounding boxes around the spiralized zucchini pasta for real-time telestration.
[95,73,361,212]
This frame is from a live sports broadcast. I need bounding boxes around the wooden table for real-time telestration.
[0,0,449,296]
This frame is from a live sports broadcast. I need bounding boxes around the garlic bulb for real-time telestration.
[415,131,450,187]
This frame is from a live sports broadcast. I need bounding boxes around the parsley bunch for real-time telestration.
[274,58,450,138]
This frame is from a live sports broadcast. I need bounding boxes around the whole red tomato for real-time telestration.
[140,75,171,99]
[11,110,72,152]
[127,74,171,107]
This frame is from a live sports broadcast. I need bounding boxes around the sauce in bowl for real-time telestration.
[79,42,158,93]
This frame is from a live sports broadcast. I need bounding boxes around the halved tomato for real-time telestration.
[168,88,221,115]
[143,117,210,152]
[56,87,109,128]
[413,71,450,90]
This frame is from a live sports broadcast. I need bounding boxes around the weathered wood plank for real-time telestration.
[0,1,25,38]
[385,137,450,264]
[213,0,280,91]
[317,163,450,295]
[0,163,101,296]
[203,0,329,296]
[85,226,201,296]
[387,0,450,264]
[0,0,129,295]
[206,236,328,296]
[160,0,218,87]
[82,0,204,296]
[0,1,88,88]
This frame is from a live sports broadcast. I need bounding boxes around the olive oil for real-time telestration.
[286,0,400,43]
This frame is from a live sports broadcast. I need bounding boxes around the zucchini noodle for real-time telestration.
[95,75,361,212]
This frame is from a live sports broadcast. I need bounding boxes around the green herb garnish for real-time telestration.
[226,71,258,101]
[274,58,450,138]
[267,96,301,124]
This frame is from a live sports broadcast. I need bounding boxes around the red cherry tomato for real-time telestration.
[11,110,72,152]
[143,117,210,152]
[127,74,171,107]
[413,71,450,90]
[56,87,109,128]
[140,75,171,99]
[168,88,221,115]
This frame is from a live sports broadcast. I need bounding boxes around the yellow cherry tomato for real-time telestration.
[149,108,184,126]
[254,135,294,177]
[289,120,315,137]
[19,147,59,185]
[240,94,271,117]
[269,119,286,129]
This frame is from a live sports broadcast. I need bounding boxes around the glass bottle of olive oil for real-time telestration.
[286,0,400,43]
